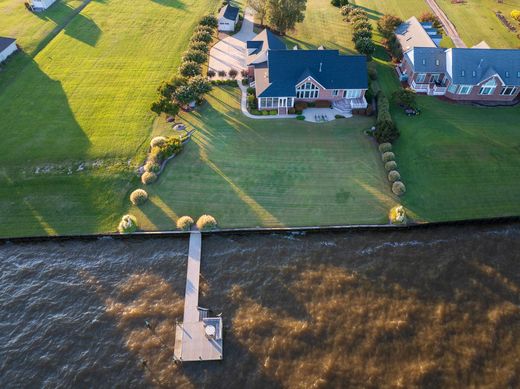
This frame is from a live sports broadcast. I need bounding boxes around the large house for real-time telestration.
[247,29,368,115]
[0,37,17,63]
[218,4,240,32]
[30,0,57,11]
[395,17,520,102]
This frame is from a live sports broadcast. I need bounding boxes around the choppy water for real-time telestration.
[1,223,520,388]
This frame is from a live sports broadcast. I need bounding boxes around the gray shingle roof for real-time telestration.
[219,4,239,21]
[449,48,520,86]
[406,47,446,73]
[0,37,16,52]
[258,50,368,98]
[395,16,437,52]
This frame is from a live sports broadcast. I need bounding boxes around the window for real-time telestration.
[332,89,339,96]
[458,85,472,95]
[447,84,458,93]
[260,97,279,108]
[479,78,496,95]
[415,73,426,83]
[500,86,516,96]
[296,82,319,99]
[343,89,361,98]
[430,74,440,83]
[505,71,510,78]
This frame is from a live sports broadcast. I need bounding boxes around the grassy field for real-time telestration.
[132,87,396,229]
[0,0,219,238]
[436,0,520,48]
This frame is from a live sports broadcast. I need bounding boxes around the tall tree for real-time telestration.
[247,0,268,26]
[266,0,307,35]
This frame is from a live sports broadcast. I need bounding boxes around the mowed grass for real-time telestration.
[0,0,218,238]
[131,87,397,229]
[436,0,520,48]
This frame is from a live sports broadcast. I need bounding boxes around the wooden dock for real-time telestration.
[173,231,223,362]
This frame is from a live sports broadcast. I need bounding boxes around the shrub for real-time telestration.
[179,61,202,77]
[350,14,369,24]
[241,78,248,85]
[251,109,261,115]
[392,88,417,109]
[269,109,277,115]
[199,15,218,28]
[218,70,227,77]
[118,214,138,234]
[378,142,392,153]
[189,41,209,53]
[512,10,520,21]
[196,214,217,230]
[331,0,349,7]
[176,216,194,231]
[389,205,407,224]
[296,115,305,120]
[150,97,179,117]
[247,87,255,95]
[262,110,269,115]
[377,14,403,38]
[191,31,212,44]
[385,160,397,171]
[241,69,249,78]
[352,20,372,32]
[352,29,372,43]
[341,4,355,17]
[335,114,345,119]
[308,101,316,107]
[228,69,238,79]
[381,151,395,163]
[295,101,308,111]
[144,160,160,173]
[141,171,158,185]
[388,170,401,182]
[315,100,331,108]
[295,109,303,115]
[150,136,167,148]
[375,92,399,143]
[130,189,148,205]
[183,49,208,64]
[355,37,376,57]
[207,69,216,78]
[195,25,215,35]
[392,181,406,196]
[247,94,257,109]
[288,108,296,114]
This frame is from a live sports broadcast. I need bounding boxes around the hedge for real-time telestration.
[381,151,395,163]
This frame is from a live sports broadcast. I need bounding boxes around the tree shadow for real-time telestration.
[150,0,185,9]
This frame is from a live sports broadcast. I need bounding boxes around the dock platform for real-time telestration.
[173,231,223,362]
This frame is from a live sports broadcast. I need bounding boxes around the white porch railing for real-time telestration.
[350,97,368,109]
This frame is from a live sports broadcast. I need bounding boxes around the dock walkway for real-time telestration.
[173,231,223,362]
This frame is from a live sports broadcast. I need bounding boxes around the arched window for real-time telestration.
[296,82,319,99]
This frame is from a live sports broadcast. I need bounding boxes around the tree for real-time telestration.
[418,11,442,30]
[331,0,348,7]
[199,15,218,28]
[352,28,372,42]
[247,0,268,25]
[266,0,307,35]
[183,49,208,64]
[172,76,212,105]
[150,97,179,116]
[228,69,238,79]
[190,31,212,44]
[189,41,209,53]
[392,89,417,109]
[207,69,216,78]
[354,37,376,57]
[157,75,186,99]
[352,20,372,32]
[179,61,202,77]
[377,14,403,38]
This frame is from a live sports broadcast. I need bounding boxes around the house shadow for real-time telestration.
[0,54,123,238]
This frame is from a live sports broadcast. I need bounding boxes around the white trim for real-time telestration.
[295,76,326,91]
[457,85,472,95]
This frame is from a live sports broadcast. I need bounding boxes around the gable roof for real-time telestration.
[246,29,286,65]
[448,48,520,86]
[405,47,446,73]
[395,16,437,52]
[218,4,239,21]
[0,37,16,52]
[258,50,368,98]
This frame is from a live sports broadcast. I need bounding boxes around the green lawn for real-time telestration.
[0,0,218,238]
[131,87,396,229]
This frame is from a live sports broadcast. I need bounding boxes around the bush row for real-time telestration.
[141,136,183,185]
[374,91,399,143]
[339,5,376,58]
[117,213,218,234]
[377,142,406,196]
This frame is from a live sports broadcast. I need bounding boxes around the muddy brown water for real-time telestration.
[1,223,520,388]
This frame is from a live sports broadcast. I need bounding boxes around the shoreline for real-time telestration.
[1,215,519,244]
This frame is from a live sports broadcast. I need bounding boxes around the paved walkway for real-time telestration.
[424,0,466,48]
[208,9,256,77]
[238,82,297,119]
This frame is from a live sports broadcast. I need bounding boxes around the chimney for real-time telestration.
[319,62,322,72]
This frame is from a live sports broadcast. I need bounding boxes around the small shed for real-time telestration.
[0,37,17,63]
[30,0,57,11]
[218,4,240,32]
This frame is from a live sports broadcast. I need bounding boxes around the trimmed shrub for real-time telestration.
[199,15,218,28]
[183,49,208,64]
[247,87,255,95]
[296,115,305,120]
[247,94,257,109]
[381,151,395,163]
[207,69,216,78]
[176,216,194,231]
[385,161,397,171]
[118,214,138,233]
[352,29,372,43]
[392,181,406,196]
[269,109,277,115]
[196,214,217,230]
[241,78,248,85]
[228,69,238,79]
[389,205,407,224]
[179,61,202,77]
[251,109,261,115]
[189,41,209,53]
[352,20,372,32]
[191,31,212,44]
[378,142,392,153]
[144,160,160,173]
[262,110,269,115]
[130,189,148,205]
[355,37,376,57]
[141,171,158,185]
[218,70,227,77]
[375,92,399,143]
[288,108,296,114]
[195,25,215,35]
[388,170,401,182]
[341,4,355,17]
[150,136,167,148]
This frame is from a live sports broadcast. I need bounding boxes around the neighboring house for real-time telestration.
[218,4,239,32]
[0,37,17,63]
[30,0,58,11]
[247,29,368,115]
[395,17,520,102]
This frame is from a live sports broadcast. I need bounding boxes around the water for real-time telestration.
[1,223,520,388]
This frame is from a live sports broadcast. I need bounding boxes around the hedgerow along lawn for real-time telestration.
[0,0,218,238]
[131,86,398,229]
